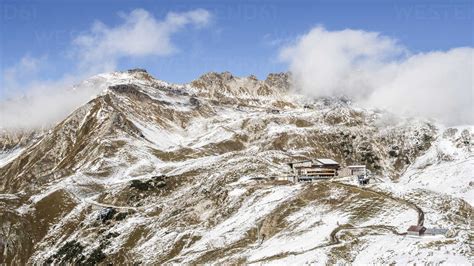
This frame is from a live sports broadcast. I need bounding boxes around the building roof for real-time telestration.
[289,158,340,168]
[288,159,312,166]
[425,228,448,234]
[348,165,366,169]
[315,158,339,165]
[407,225,426,232]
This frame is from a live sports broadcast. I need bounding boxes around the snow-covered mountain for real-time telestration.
[0,69,472,264]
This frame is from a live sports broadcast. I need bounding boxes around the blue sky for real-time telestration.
[1,0,473,84]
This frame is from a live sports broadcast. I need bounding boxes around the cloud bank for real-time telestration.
[1,9,211,130]
[280,26,473,125]
[73,8,211,73]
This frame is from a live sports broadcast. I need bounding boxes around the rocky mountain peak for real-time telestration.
[248,74,258,81]
[189,71,292,101]
[127,68,148,74]
[191,71,234,87]
[265,72,291,91]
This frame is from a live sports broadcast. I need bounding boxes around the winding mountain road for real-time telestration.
[249,180,425,264]
[332,181,424,226]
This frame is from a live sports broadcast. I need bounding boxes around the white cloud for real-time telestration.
[1,8,212,130]
[2,55,42,93]
[72,8,211,73]
[280,26,473,125]
[0,76,97,130]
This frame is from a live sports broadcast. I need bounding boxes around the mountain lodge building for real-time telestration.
[407,225,426,236]
[348,165,369,185]
[288,158,340,182]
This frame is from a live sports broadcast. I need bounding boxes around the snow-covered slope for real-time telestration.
[399,126,473,205]
[0,69,471,264]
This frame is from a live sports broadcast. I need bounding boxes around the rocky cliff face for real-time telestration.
[0,70,472,264]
